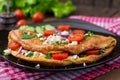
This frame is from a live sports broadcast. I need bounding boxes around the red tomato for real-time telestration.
[57,25,70,31]
[72,30,85,35]
[52,52,68,60]
[68,34,84,42]
[8,42,20,50]
[14,9,24,19]
[16,19,28,27]
[86,50,99,55]
[44,30,55,36]
[32,12,44,23]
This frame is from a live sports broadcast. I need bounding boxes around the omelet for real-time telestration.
[6,29,117,66]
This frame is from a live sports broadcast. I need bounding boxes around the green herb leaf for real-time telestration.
[45,53,52,59]
[52,42,65,46]
[99,49,105,54]
[22,35,35,39]
[84,31,96,39]
[22,32,35,39]
[26,52,33,57]
[52,42,59,46]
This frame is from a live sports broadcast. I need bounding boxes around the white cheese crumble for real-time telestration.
[43,35,62,45]
[36,33,43,38]
[83,62,86,67]
[68,55,78,59]
[33,51,44,56]
[3,49,11,54]
[35,64,40,69]
[24,51,31,56]
[39,37,46,41]
[61,31,69,35]
[61,39,69,44]
[68,41,78,46]
[27,32,30,35]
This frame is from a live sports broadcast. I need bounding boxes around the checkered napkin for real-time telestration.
[0,15,120,80]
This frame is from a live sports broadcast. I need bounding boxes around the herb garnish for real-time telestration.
[99,49,105,54]
[84,31,96,39]
[22,32,36,39]
[26,52,33,57]
[52,42,64,46]
[45,53,52,59]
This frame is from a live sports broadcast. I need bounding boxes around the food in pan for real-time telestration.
[4,24,117,67]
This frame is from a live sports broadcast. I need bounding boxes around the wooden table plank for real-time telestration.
[73,6,118,17]
[95,69,120,80]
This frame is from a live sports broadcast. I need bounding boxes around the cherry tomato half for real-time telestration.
[8,42,20,50]
[68,34,84,42]
[44,30,55,36]
[52,52,68,60]
[57,25,70,31]
[86,50,99,55]
[72,29,85,35]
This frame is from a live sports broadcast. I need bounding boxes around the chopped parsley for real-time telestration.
[84,31,96,39]
[52,41,65,46]
[26,52,33,57]
[99,49,105,54]
[45,53,52,59]
[22,32,36,39]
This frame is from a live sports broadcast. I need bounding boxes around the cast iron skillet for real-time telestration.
[0,19,120,71]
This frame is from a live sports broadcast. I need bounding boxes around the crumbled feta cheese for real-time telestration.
[33,51,39,56]
[43,35,62,45]
[27,32,30,35]
[25,51,31,56]
[3,49,11,54]
[61,39,68,44]
[33,51,44,56]
[68,55,78,59]
[68,41,78,46]
[35,64,40,69]
[36,33,43,38]
[56,36,62,42]
[61,31,69,35]
[39,37,46,41]
[83,62,86,67]
[39,52,44,56]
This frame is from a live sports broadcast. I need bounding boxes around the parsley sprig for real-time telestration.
[22,32,36,39]
[84,31,96,39]
[45,53,52,59]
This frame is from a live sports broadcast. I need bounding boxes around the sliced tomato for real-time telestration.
[57,25,70,31]
[8,42,20,50]
[52,52,68,60]
[44,30,55,36]
[68,34,84,42]
[72,29,85,35]
[86,50,99,55]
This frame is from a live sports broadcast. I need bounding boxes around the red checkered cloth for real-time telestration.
[0,15,120,80]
